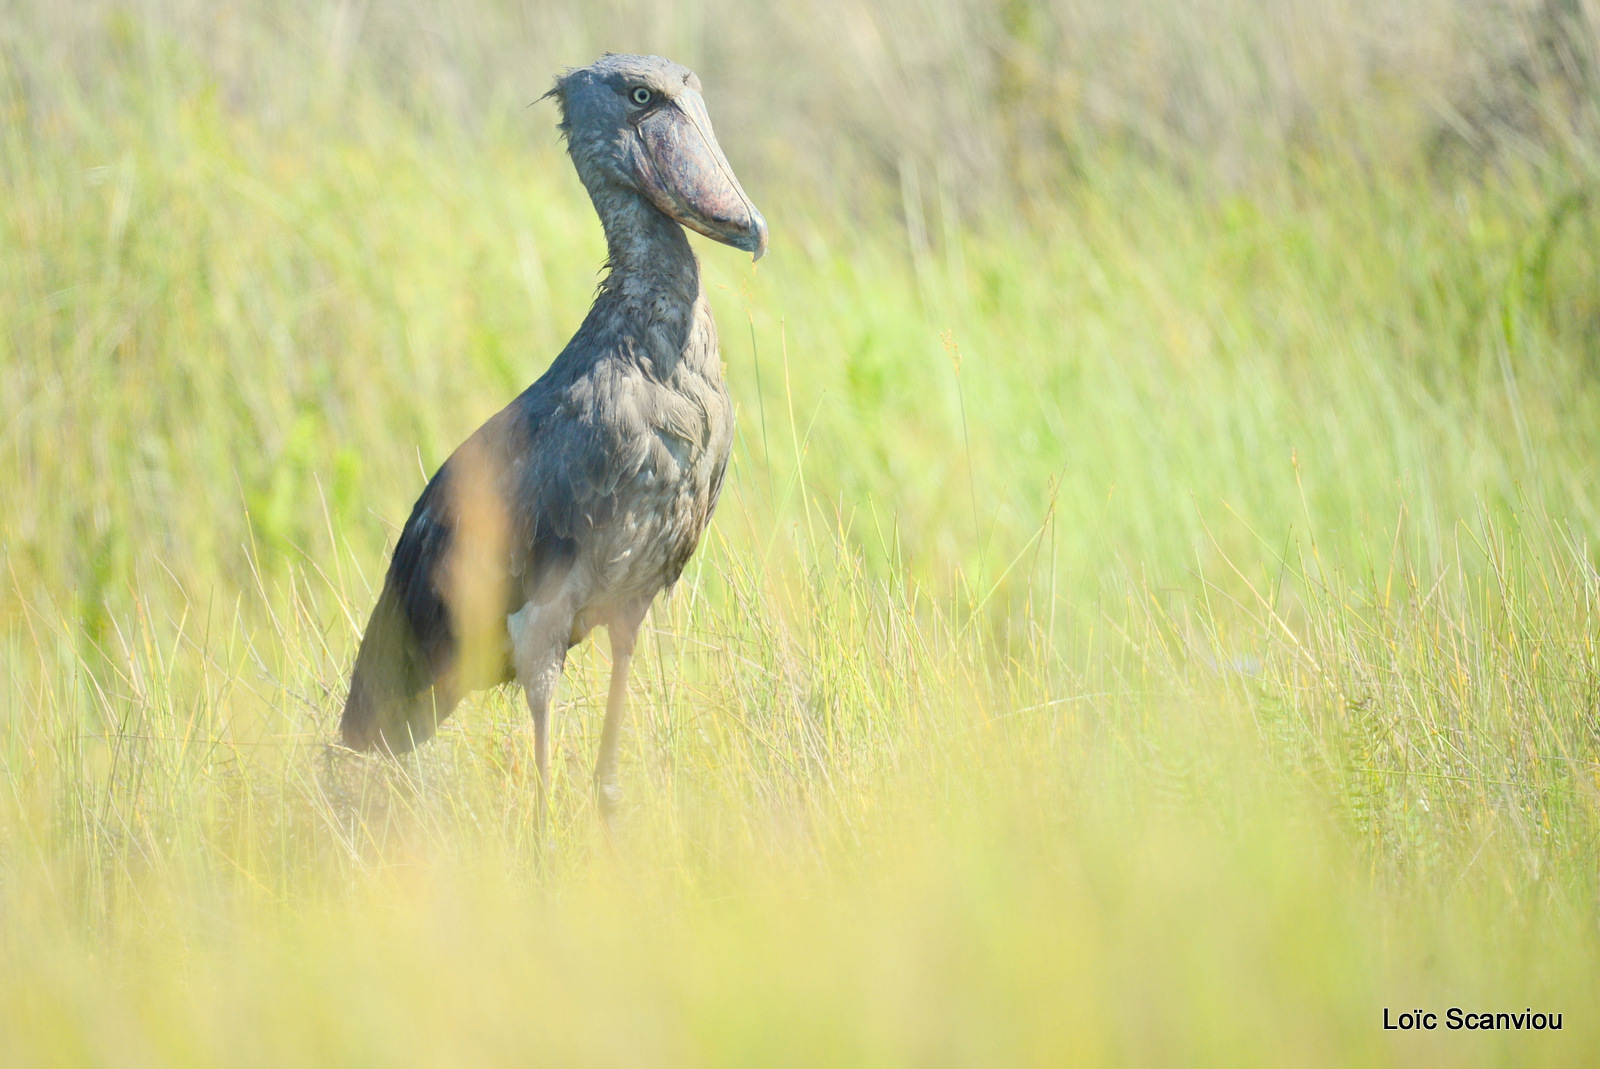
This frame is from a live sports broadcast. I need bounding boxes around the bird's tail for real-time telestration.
[340,585,457,755]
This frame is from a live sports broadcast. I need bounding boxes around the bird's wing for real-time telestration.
[379,345,680,654]
[374,456,468,681]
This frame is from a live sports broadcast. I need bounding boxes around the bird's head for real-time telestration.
[547,54,767,261]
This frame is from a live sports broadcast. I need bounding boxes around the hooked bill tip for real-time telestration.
[748,208,769,261]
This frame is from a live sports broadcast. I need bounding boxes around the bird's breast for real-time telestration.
[578,325,732,608]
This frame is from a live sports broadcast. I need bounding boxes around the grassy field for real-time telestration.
[5,2,1600,1064]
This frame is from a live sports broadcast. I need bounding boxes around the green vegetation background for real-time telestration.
[4,1,1600,1064]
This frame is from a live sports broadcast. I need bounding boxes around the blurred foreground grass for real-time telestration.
[4,2,1600,1065]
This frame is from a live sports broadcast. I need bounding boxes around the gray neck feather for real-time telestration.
[592,186,700,304]
[559,183,709,381]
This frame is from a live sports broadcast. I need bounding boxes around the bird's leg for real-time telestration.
[594,600,650,826]
[509,599,572,826]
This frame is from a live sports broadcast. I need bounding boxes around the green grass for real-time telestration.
[5,4,1600,1065]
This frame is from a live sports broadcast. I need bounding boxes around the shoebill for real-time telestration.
[339,53,766,824]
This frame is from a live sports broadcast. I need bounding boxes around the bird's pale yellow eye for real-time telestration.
[631,86,652,105]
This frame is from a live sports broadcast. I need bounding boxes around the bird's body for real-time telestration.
[340,54,764,817]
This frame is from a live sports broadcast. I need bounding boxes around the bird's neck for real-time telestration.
[595,188,701,302]
[581,186,713,381]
